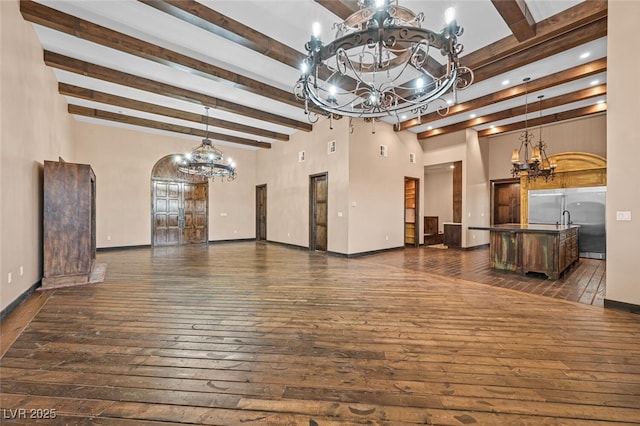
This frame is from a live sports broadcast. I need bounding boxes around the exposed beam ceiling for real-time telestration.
[19,0,608,149]
[418,84,606,139]
[44,51,312,132]
[69,105,272,149]
[59,83,290,142]
[400,58,607,131]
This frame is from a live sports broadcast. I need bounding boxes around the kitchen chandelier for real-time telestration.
[175,107,237,181]
[511,78,556,181]
[294,0,474,123]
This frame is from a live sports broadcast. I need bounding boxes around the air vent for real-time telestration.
[328,140,336,154]
[409,153,416,164]
[380,145,388,157]
[298,150,305,162]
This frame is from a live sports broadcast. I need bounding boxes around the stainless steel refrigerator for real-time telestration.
[528,186,606,259]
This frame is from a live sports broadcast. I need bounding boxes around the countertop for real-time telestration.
[468,223,580,234]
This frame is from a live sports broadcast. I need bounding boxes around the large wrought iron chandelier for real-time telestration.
[511,78,556,181]
[294,0,474,123]
[176,107,237,181]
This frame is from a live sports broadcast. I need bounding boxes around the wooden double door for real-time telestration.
[153,180,208,246]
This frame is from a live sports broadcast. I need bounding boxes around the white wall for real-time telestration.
[606,0,640,306]
[1,0,75,311]
[73,121,257,247]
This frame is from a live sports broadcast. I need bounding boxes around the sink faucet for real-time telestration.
[562,210,571,225]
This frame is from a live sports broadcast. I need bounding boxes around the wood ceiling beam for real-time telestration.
[138,0,305,69]
[417,84,606,139]
[139,0,356,110]
[20,0,300,109]
[462,0,607,72]
[477,103,607,138]
[69,105,272,149]
[399,58,606,131]
[469,17,607,84]
[59,83,289,142]
[44,51,312,132]
[491,0,536,42]
[396,2,607,130]
[313,0,358,19]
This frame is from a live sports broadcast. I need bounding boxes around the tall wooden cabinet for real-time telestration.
[42,160,97,289]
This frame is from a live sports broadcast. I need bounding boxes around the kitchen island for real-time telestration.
[469,223,579,279]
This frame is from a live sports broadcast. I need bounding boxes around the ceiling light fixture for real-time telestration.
[294,0,473,124]
[175,107,237,181]
[511,78,556,181]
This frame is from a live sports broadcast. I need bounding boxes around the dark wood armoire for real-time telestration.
[42,159,97,289]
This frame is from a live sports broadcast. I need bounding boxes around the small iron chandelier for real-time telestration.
[294,0,473,123]
[175,107,237,181]
[511,78,556,181]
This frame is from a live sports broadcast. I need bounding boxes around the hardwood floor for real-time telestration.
[371,245,606,306]
[1,242,638,425]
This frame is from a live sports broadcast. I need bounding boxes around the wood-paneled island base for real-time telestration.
[469,224,580,279]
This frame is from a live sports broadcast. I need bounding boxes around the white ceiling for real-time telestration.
[26,0,606,150]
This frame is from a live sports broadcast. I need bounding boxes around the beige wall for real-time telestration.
[347,119,424,254]
[256,117,423,255]
[73,121,257,247]
[255,116,350,252]
[464,129,490,247]
[424,168,453,233]
[488,114,607,181]
[1,0,75,311]
[606,0,640,306]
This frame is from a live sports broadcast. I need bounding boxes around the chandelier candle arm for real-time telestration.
[294,0,474,120]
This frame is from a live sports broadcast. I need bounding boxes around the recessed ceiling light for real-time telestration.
[427,126,433,130]
[501,79,510,86]
[401,115,407,120]
[597,99,606,104]
[470,113,476,118]
[446,99,453,105]
[590,79,600,85]
[580,52,590,59]
[490,125,495,129]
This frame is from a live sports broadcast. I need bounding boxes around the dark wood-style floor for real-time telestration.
[1,242,638,425]
[370,245,606,306]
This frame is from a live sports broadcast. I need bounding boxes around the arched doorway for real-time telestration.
[151,155,209,246]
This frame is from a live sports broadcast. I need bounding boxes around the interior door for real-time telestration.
[310,173,328,251]
[405,177,419,246]
[153,181,182,246]
[256,184,267,241]
[494,181,521,224]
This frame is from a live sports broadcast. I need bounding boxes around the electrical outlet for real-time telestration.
[8,272,12,284]
[20,266,24,276]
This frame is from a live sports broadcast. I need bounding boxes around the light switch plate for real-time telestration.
[616,211,632,221]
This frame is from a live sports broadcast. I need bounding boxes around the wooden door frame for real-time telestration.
[256,184,267,241]
[404,176,420,247]
[309,172,328,251]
